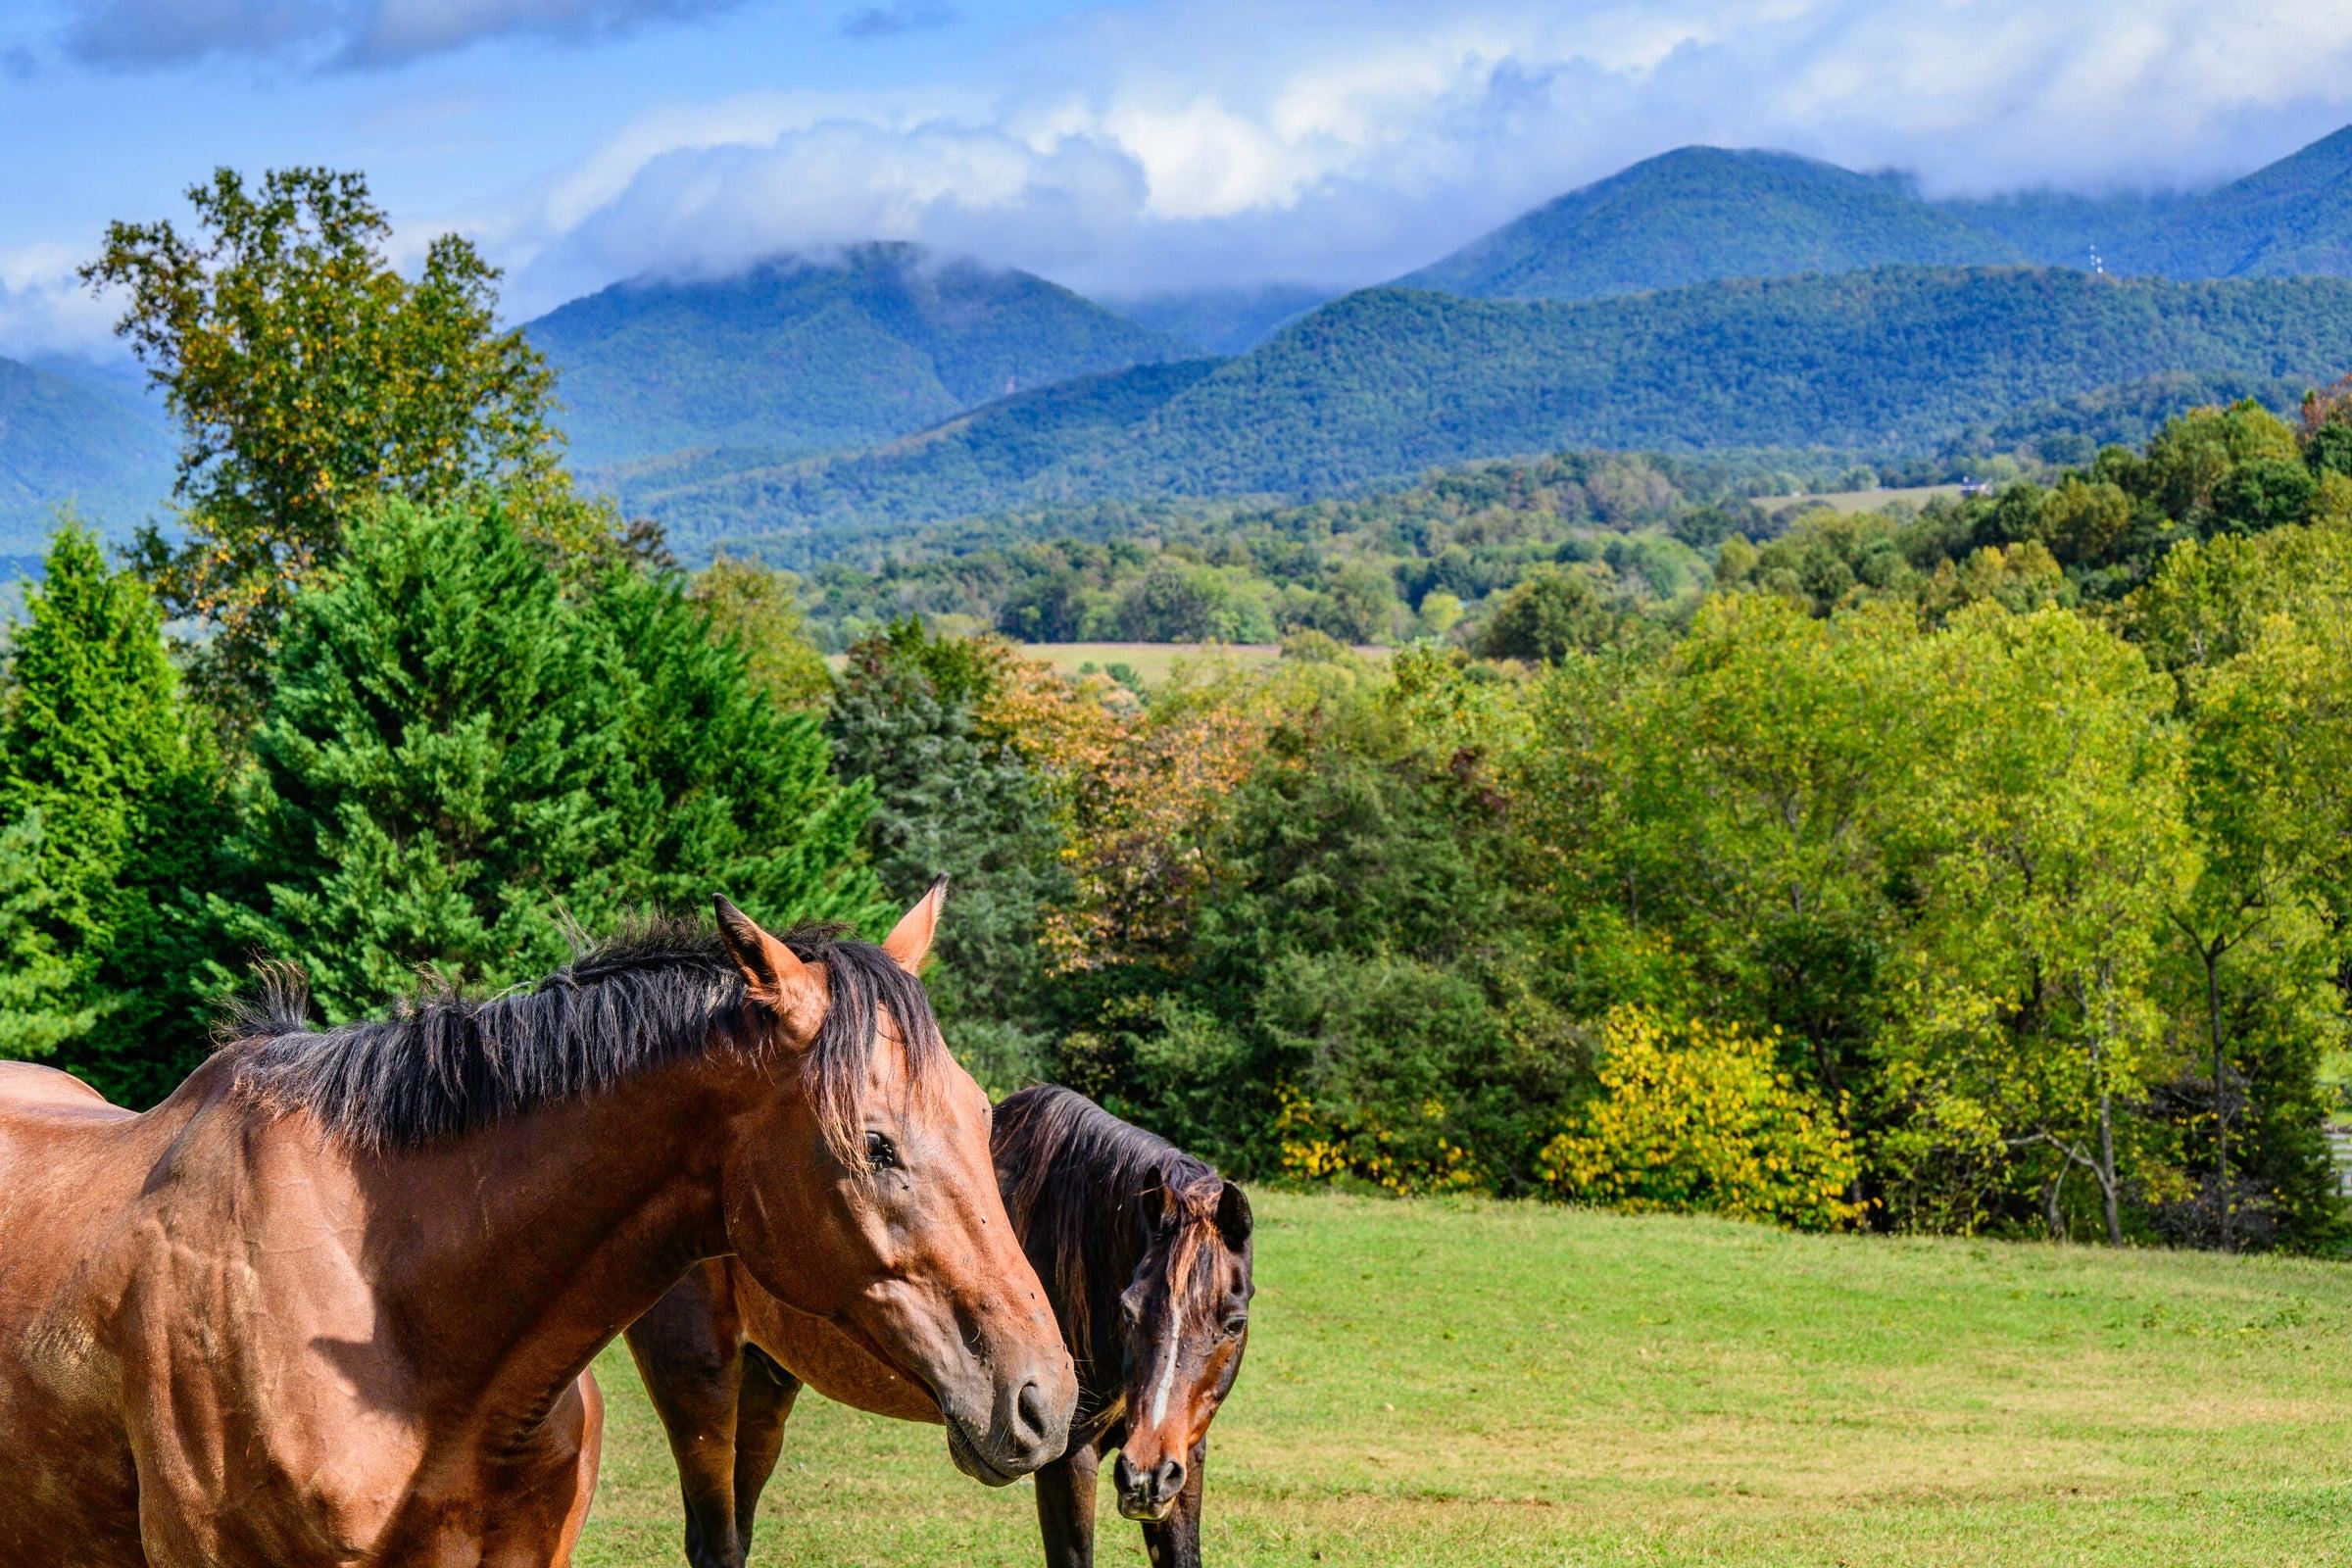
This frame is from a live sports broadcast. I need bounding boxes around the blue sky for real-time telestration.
[9,0,2352,358]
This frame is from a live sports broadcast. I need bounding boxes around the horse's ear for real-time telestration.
[1216,1181,1253,1249]
[713,896,821,1039]
[1134,1182,1175,1238]
[881,876,948,976]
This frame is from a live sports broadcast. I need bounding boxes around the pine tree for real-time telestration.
[828,623,1068,1089]
[0,813,94,1062]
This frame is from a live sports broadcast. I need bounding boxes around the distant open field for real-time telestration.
[1017,642,1390,683]
[576,1190,2352,1568]
[1773,482,1972,514]
[823,643,1392,684]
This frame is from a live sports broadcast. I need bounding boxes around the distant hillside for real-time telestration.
[531,243,1187,471]
[0,356,174,551]
[1943,131,2352,278]
[2134,124,2352,277]
[1402,128,2352,304]
[1102,282,1336,355]
[611,358,1224,556]
[612,268,2352,551]
[1399,147,2022,301]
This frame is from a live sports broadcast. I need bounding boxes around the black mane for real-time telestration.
[994,1084,1223,1371]
[223,915,945,1155]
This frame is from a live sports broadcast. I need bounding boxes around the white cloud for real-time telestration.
[482,0,2352,305]
[0,243,121,359]
[33,0,2352,346]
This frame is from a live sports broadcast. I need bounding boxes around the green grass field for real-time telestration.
[576,1191,2352,1567]
[1772,483,1972,515]
[1014,643,1390,684]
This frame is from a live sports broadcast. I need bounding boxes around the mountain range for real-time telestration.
[1397,147,2022,301]
[22,125,2352,556]
[604,268,2352,557]
[1401,127,2352,302]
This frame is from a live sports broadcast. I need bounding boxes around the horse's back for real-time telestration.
[0,1062,140,1215]
[0,1065,153,1566]
[0,1059,125,1116]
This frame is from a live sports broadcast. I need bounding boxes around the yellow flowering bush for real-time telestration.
[1540,1008,1866,1231]
[1276,1088,1484,1197]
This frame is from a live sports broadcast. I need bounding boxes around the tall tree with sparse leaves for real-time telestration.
[82,167,564,721]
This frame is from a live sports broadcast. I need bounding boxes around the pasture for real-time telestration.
[575,1191,2352,1567]
[1771,482,1973,515]
[1015,642,1390,684]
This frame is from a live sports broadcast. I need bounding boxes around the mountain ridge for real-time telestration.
[533,242,1188,472]
[607,266,2352,554]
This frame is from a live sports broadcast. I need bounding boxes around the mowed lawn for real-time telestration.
[576,1191,2352,1568]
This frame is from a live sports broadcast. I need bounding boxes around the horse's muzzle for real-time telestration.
[1114,1452,1186,1520]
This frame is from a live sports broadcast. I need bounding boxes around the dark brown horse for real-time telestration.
[628,1084,1254,1568]
[0,889,1076,1568]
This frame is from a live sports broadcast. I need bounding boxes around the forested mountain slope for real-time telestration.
[1400,147,2021,300]
[532,243,1186,470]
[614,268,2352,551]
[0,356,173,550]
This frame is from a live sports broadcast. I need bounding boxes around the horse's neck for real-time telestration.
[352,1057,747,1430]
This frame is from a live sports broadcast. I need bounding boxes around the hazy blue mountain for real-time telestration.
[1102,282,1337,355]
[2134,123,2352,277]
[613,267,2352,551]
[530,243,1188,471]
[1934,189,2183,271]
[0,355,174,552]
[1397,147,2023,301]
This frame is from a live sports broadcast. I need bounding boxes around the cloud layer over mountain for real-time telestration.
[479,0,2352,308]
[18,0,2352,345]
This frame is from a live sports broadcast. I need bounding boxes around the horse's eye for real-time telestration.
[864,1131,898,1170]
[1221,1314,1249,1338]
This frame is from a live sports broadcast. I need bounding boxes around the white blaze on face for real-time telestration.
[1146,1323,1183,1427]
[1143,1220,1203,1431]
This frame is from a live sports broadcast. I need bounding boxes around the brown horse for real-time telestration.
[627,1084,1254,1568]
[0,889,1076,1568]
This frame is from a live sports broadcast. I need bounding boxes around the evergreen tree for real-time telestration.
[0,812,93,1062]
[216,496,618,1016]
[0,521,226,1099]
[218,494,879,1021]
[584,564,883,930]
[829,623,1068,1090]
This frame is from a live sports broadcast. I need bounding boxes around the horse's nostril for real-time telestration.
[1157,1459,1186,1499]
[1014,1378,1051,1443]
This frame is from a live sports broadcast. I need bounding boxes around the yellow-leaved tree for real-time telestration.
[1539,1007,1866,1231]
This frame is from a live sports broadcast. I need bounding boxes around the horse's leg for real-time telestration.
[625,1266,752,1568]
[1033,1443,1100,1568]
[1137,1440,1208,1568]
[729,1345,802,1563]
[550,1369,606,1566]
[474,1369,607,1568]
